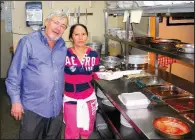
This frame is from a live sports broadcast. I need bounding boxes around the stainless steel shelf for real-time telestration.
[105,34,194,65]
[104,3,194,16]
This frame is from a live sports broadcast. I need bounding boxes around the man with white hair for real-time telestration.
[5,10,68,139]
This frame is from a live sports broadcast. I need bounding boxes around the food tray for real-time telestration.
[134,76,170,87]
[145,85,192,99]
[163,96,194,113]
[153,116,191,139]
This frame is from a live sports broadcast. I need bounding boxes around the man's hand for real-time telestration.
[11,103,24,120]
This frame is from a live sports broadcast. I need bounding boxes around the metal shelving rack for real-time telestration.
[103,2,194,75]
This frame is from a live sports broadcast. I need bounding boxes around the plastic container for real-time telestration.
[120,114,132,128]
[118,92,151,109]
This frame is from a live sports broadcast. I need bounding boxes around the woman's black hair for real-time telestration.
[69,24,88,40]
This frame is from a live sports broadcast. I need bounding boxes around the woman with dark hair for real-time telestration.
[63,24,100,139]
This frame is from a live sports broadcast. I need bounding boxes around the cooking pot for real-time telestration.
[177,44,194,53]
[128,55,149,64]
[101,56,122,69]
[86,42,102,56]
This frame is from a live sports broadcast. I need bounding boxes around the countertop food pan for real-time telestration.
[134,76,170,88]
[153,116,191,139]
[182,113,194,124]
[163,96,194,113]
[144,85,192,99]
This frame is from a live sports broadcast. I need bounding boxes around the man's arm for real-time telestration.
[5,37,31,120]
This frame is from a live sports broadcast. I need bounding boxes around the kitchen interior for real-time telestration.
[0,1,194,139]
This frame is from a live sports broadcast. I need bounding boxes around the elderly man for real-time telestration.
[5,10,68,139]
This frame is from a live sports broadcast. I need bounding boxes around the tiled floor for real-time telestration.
[0,79,101,139]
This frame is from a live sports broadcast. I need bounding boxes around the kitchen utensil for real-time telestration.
[135,76,170,88]
[86,42,102,56]
[127,55,149,65]
[85,8,88,25]
[63,8,70,26]
[145,85,192,99]
[152,39,181,44]
[153,116,191,139]
[150,39,181,51]
[150,42,178,51]
[163,96,194,113]
[74,8,77,24]
[101,56,122,69]
[177,44,194,53]
[68,8,70,26]
[77,6,80,24]
[128,63,148,68]
[150,95,162,103]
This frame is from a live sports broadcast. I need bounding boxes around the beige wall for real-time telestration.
[159,17,194,44]
[12,1,108,50]
[1,20,13,78]
[159,17,194,83]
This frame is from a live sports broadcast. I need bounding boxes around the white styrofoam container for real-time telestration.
[120,114,132,128]
[97,87,107,99]
[118,92,151,109]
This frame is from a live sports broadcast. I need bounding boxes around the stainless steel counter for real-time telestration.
[94,76,194,139]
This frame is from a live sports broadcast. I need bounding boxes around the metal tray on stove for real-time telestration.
[163,96,194,113]
[144,85,192,99]
[133,76,170,87]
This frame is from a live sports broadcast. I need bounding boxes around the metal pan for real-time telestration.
[128,63,148,68]
[163,96,194,113]
[153,116,191,139]
[182,113,194,124]
[145,85,192,99]
[177,44,194,54]
[152,39,181,44]
[150,39,181,51]
[134,76,170,88]
[150,42,178,52]
[101,56,122,69]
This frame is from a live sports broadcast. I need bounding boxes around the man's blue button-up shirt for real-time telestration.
[5,30,67,118]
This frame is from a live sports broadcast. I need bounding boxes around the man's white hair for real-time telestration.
[46,10,68,20]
